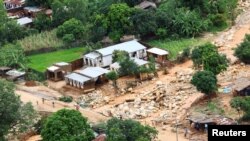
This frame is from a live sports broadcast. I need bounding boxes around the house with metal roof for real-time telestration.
[65,67,109,89]
[147,47,169,64]
[110,58,149,72]
[83,40,147,68]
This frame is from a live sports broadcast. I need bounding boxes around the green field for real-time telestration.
[28,47,86,72]
[147,38,207,60]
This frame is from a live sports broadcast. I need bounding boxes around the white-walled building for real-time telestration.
[83,40,147,68]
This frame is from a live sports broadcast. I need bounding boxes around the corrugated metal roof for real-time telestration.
[47,66,59,72]
[17,17,32,25]
[65,73,90,83]
[96,40,146,56]
[132,58,148,66]
[110,58,148,69]
[54,62,69,66]
[77,67,109,78]
[84,52,101,59]
[110,62,120,69]
[24,6,42,12]
[147,47,169,55]
[6,69,25,77]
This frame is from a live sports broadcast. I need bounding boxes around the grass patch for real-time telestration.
[147,38,207,60]
[19,30,64,52]
[207,101,225,115]
[28,47,86,72]
[208,23,229,33]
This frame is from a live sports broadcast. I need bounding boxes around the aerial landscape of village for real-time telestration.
[0,0,250,141]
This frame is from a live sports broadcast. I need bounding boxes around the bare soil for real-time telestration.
[24,3,250,141]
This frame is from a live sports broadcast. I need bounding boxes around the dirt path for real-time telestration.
[24,3,250,141]
[16,85,108,123]
[214,6,250,62]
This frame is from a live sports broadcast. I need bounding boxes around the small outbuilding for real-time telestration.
[65,73,91,89]
[17,17,33,26]
[110,58,149,72]
[46,62,72,82]
[76,67,110,84]
[6,69,26,81]
[65,67,110,90]
[0,66,12,77]
[233,77,250,96]
[147,47,169,64]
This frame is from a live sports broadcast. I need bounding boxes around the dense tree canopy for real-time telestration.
[203,53,228,75]
[173,8,208,37]
[41,109,94,141]
[106,118,158,141]
[0,43,27,69]
[119,57,139,76]
[0,79,21,140]
[56,18,86,43]
[34,13,52,31]
[0,79,37,140]
[131,9,157,37]
[235,34,250,64]
[112,50,130,63]
[230,97,250,120]
[191,43,228,75]
[191,71,217,96]
[105,3,133,42]
[51,0,88,27]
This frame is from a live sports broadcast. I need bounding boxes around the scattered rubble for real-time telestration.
[77,91,112,108]
[102,69,200,124]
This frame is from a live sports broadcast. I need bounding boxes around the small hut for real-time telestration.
[147,47,169,64]
[6,69,26,81]
[233,77,250,96]
[65,67,110,90]
[0,67,12,77]
[47,62,72,81]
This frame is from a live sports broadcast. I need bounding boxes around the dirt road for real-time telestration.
[16,85,108,123]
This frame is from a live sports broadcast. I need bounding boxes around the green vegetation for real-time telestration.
[235,34,250,64]
[59,96,73,103]
[106,71,119,89]
[28,47,85,72]
[207,101,225,115]
[0,79,37,141]
[57,18,86,43]
[106,118,158,141]
[147,38,206,60]
[230,97,250,120]
[191,43,228,75]
[19,30,64,52]
[41,109,95,141]
[191,71,217,96]
[0,43,27,69]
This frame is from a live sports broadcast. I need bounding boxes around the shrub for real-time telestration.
[191,71,217,96]
[155,28,168,39]
[235,34,250,64]
[59,96,73,103]
[230,97,250,120]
